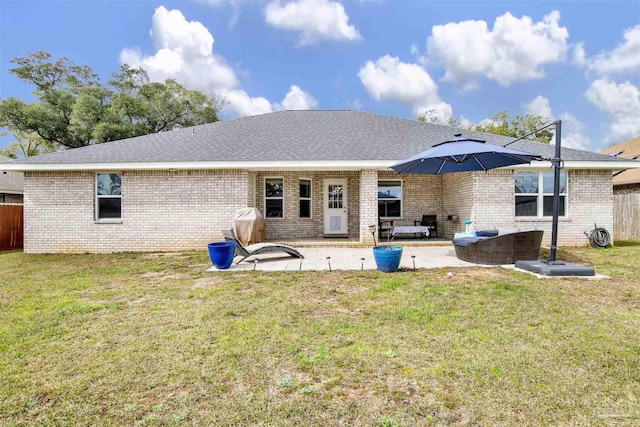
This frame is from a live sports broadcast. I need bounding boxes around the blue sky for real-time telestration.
[1,0,639,152]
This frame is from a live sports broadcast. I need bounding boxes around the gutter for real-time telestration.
[1,159,639,172]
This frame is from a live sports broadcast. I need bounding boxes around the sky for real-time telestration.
[1,0,639,152]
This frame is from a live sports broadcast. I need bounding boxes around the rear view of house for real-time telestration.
[2,110,638,253]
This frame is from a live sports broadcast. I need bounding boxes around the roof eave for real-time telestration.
[2,159,638,173]
[0,160,397,172]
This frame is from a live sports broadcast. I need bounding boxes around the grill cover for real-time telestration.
[233,207,265,246]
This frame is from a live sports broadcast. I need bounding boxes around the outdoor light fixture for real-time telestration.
[368,224,377,247]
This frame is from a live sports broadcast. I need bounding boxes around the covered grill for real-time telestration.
[233,207,265,246]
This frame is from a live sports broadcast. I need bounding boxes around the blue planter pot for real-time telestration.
[207,241,237,269]
[373,245,403,272]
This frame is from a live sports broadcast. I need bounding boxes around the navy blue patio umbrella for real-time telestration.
[390,138,541,175]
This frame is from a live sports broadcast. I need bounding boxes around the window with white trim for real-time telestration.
[96,173,122,219]
[515,171,567,217]
[299,179,312,218]
[378,180,402,218]
[265,178,284,218]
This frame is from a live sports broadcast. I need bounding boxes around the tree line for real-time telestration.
[419,109,553,144]
[0,51,222,158]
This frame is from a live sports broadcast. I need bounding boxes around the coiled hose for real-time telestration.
[588,224,611,248]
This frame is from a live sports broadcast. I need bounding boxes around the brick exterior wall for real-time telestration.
[23,168,614,252]
[24,170,253,253]
[442,172,474,238]
[359,170,378,245]
[255,171,361,240]
[378,170,443,231]
[469,169,613,246]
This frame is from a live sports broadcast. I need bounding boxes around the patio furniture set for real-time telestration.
[379,214,438,241]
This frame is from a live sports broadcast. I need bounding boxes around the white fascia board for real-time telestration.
[0,160,397,172]
[2,159,638,172]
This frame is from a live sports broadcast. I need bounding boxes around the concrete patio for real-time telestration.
[206,244,477,272]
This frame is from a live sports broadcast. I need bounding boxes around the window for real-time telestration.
[378,180,402,218]
[299,179,312,218]
[96,173,122,219]
[265,178,284,218]
[515,171,567,217]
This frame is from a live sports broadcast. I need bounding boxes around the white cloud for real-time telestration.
[427,10,569,88]
[526,95,553,119]
[590,25,640,75]
[225,85,317,117]
[358,55,452,120]
[277,85,318,110]
[265,0,361,45]
[525,95,590,150]
[120,6,239,92]
[572,42,587,66]
[121,6,316,118]
[585,78,640,144]
[558,112,591,150]
[223,90,274,117]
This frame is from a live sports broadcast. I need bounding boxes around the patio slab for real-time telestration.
[206,245,476,272]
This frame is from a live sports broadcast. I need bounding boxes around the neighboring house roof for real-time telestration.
[600,136,640,186]
[1,110,638,171]
[0,155,24,194]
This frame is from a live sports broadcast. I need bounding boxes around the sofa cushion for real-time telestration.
[498,228,520,235]
[452,237,482,247]
[476,229,499,237]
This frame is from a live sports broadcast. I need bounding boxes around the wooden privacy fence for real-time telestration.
[0,204,23,251]
[613,193,640,241]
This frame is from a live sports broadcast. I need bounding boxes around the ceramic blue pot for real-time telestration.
[207,241,236,269]
[373,245,403,272]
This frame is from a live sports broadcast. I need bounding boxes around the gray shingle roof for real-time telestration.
[0,156,24,193]
[6,110,630,165]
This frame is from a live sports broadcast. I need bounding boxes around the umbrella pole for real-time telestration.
[548,120,562,263]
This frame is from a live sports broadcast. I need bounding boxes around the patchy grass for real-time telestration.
[0,245,639,426]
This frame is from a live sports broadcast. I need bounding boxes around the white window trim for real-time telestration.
[378,179,403,219]
[264,176,284,219]
[299,177,312,219]
[95,172,123,221]
[515,171,568,218]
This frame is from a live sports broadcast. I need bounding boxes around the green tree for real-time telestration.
[418,109,553,144]
[0,51,222,154]
[0,130,56,158]
[471,111,553,144]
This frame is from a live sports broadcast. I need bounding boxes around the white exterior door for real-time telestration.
[323,179,348,235]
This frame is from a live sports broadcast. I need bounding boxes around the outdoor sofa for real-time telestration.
[453,229,544,265]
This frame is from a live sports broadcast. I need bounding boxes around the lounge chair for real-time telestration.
[222,229,304,264]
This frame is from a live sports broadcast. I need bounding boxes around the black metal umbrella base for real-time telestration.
[515,260,595,277]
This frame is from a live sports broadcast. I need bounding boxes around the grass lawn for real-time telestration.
[1,244,639,426]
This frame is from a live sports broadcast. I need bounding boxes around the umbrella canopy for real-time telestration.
[390,138,541,175]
